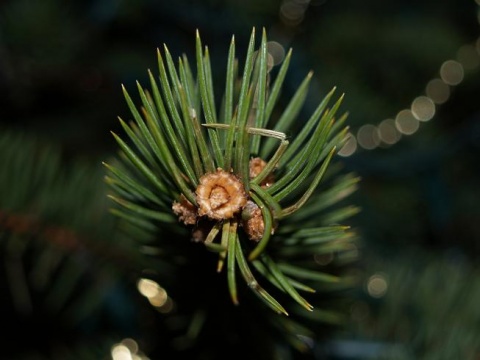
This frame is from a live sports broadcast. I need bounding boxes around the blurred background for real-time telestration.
[1,0,479,359]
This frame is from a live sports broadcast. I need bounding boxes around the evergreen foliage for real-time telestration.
[354,251,480,360]
[0,28,360,359]
[104,28,360,355]
[0,130,143,358]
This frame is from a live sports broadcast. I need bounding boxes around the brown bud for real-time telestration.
[172,194,198,225]
[191,221,214,243]
[249,157,275,188]
[241,200,264,242]
[196,169,247,220]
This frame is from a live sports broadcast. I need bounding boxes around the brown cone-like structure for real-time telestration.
[249,157,275,188]
[241,200,264,242]
[196,169,247,220]
[172,194,197,225]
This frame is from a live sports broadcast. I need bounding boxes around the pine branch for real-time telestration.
[359,251,480,359]
[105,27,360,354]
[0,130,164,358]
